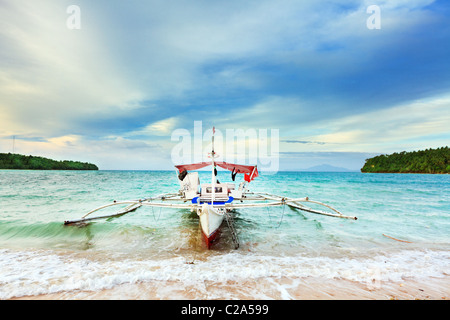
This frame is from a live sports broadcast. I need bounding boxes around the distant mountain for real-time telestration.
[303,164,354,172]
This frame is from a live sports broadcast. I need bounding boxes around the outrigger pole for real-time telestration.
[248,192,357,220]
[64,194,357,226]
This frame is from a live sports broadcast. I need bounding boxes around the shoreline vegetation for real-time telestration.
[0,153,98,170]
[361,146,449,174]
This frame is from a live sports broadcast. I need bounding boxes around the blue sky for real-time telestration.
[1,0,449,170]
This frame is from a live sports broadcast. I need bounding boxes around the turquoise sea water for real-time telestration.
[0,170,449,299]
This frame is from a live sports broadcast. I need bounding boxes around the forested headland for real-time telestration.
[361,147,449,174]
[0,153,98,170]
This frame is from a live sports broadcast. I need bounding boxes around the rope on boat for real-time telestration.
[224,210,240,249]
[149,197,163,222]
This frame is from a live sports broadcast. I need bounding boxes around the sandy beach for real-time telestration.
[11,276,449,300]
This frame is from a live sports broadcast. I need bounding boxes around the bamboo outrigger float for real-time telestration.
[64,127,357,249]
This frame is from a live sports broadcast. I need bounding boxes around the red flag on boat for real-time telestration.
[244,166,258,182]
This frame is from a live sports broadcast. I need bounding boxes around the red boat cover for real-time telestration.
[175,161,258,182]
[175,162,211,172]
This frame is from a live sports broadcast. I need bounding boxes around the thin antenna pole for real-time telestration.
[211,127,215,205]
[12,135,15,154]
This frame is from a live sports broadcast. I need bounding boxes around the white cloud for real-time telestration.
[0,1,146,137]
[0,133,168,170]
[47,135,81,148]
[1,0,448,169]
[126,117,180,137]
[293,94,450,152]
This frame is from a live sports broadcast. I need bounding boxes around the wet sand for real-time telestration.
[10,276,449,300]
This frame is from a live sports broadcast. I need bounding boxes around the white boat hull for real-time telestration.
[198,203,225,248]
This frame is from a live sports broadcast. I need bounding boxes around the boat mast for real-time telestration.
[211,127,216,205]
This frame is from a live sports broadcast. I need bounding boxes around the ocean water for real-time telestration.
[0,170,448,299]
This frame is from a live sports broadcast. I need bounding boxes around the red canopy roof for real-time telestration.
[175,162,211,172]
[215,161,255,175]
[175,161,258,181]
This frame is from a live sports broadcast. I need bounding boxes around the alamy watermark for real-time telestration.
[66,4,380,31]
[171,121,279,173]
[66,5,81,30]
[367,5,381,30]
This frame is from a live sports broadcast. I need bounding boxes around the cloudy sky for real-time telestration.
[1,0,449,170]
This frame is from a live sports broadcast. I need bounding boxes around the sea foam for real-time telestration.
[1,248,448,299]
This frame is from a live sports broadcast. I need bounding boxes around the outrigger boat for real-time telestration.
[64,128,357,249]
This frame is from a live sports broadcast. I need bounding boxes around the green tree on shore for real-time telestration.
[0,153,98,170]
[361,147,449,174]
